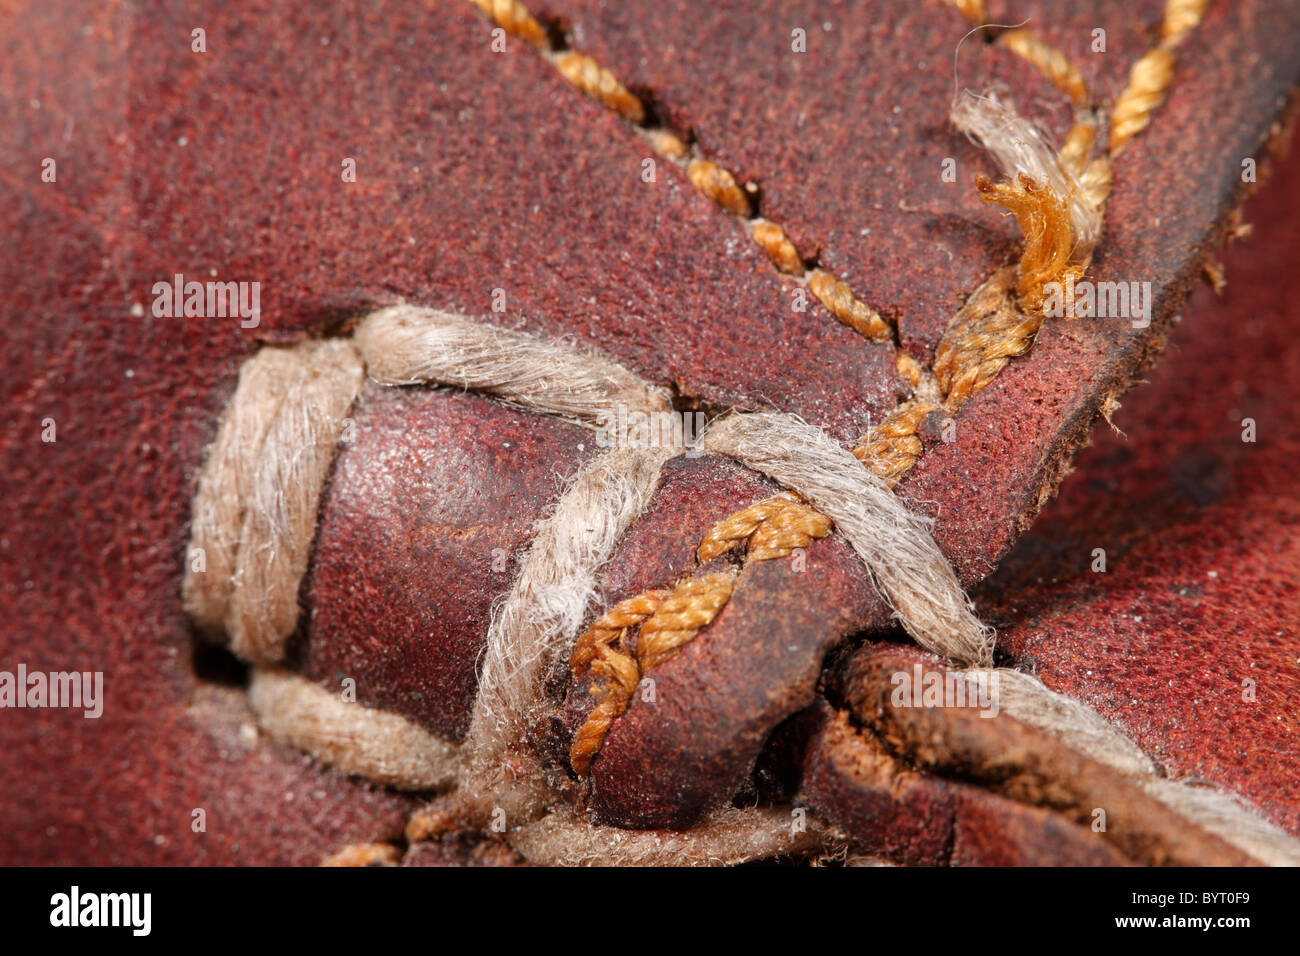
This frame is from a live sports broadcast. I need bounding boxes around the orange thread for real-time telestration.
[896,351,924,390]
[944,0,986,24]
[932,266,1038,413]
[687,159,753,217]
[1080,156,1113,211]
[1109,48,1175,156]
[570,591,669,676]
[569,591,668,775]
[752,221,805,276]
[853,401,941,486]
[321,842,402,867]
[1109,0,1208,155]
[569,574,734,774]
[1058,123,1095,178]
[1001,30,1089,106]
[1162,0,1210,46]
[637,572,737,671]
[571,495,831,773]
[552,52,646,123]
[470,0,549,49]
[697,492,831,562]
[808,269,893,342]
[644,128,690,161]
[975,173,1085,316]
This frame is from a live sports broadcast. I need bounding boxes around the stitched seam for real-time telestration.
[186,0,1225,861]
[866,0,1204,484]
[465,0,898,346]
[560,0,1210,769]
[569,494,831,773]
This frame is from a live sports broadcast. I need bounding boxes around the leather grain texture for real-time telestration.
[2,0,1297,863]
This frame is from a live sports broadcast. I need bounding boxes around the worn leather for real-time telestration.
[2,0,1297,863]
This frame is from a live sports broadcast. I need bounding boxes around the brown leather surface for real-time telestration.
[3,0,1297,864]
[300,384,594,740]
[535,0,1064,353]
[831,645,1255,865]
[557,456,884,828]
[976,135,1300,835]
[0,0,892,862]
[796,699,1134,866]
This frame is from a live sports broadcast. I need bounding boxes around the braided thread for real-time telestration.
[697,492,829,562]
[808,269,893,342]
[569,574,734,774]
[471,0,549,49]
[687,159,752,217]
[570,591,669,676]
[933,266,1038,413]
[569,592,668,775]
[1058,123,1095,178]
[637,572,738,671]
[1001,29,1088,106]
[852,402,941,486]
[752,220,805,276]
[570,494,832,773]
[1162,0,1211,46]
[1109,48,1176,155]
[552,52,645,123]
[1109,0,1208,155]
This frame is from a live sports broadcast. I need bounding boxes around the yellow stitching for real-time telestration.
[944,0,986,25]
[320,842,402,867]
[697,492,830,562]
[644,128,690,161]
[570,497,830,774]
[636,572,739,671]
[570,590,671,676]
[470,0,549,49]
[915,3,1214,430]
[1162,0,1211,45]
[1000,29,1089,106]
[551,51,645,123]
[853,401,941,486]
[1109,47,1176,155]
[896,351,924,390]
[569,573,737,774]
[687,159,753,217]
[1109,0,1208,155]
[1058,123,1095,178]
[568,591,665,776]
[751,220,805,276]
[807,269,893,342]
[1080,156,1113,211]
[932,266,1035,413]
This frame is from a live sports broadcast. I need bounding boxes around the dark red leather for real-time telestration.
[3,0,1296,863]
[976,139,1300,834]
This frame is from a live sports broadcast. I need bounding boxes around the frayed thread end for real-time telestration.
[951,92,1100,314]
